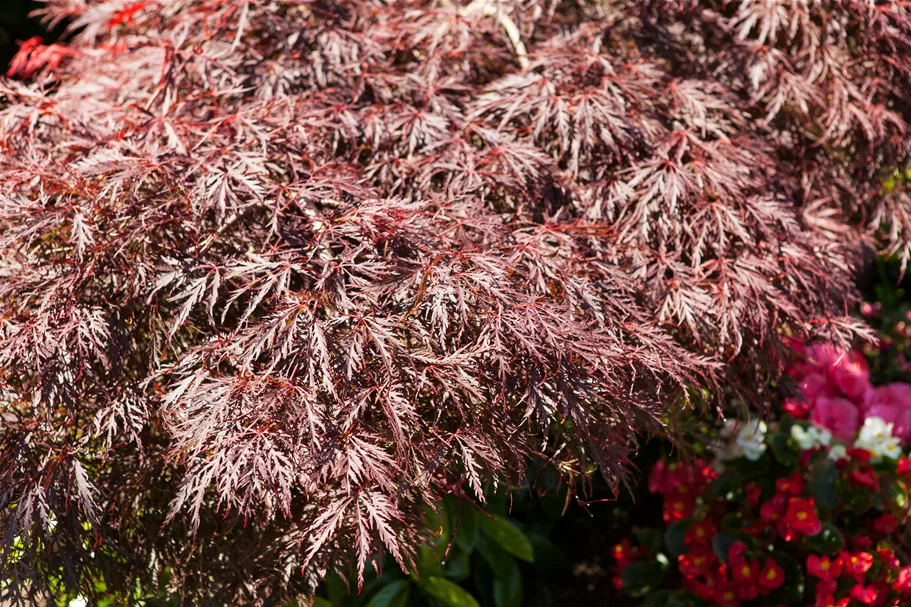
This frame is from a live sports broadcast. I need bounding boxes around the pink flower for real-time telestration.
[799,372,836,402]
[828,350,869,401]
[811,397,860,442]
[791,344,869,403]
[863,383,911,442]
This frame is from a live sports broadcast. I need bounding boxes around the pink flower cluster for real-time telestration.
[786,342,911,443]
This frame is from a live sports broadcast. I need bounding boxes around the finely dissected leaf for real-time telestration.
[0,0,900,602]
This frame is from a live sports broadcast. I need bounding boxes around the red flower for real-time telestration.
[808,554,843,581]
[801,447,824,468]
[760,494,787,524]
[683,576,716,601]
[894,567,911,593]
[685,519,715,547]
[727,540,748,564]
[731,558,760,583]
[783,398,810,419]
[784,497,822,537]
[847,448,873,463]
[758,558,785,592]
[714,580,741,607]
[777,518,798,542]
[852,536,873,550]
[611,539,633,564]
[877,548,899,569]
[663,495,693,523]
[648,458,668,494]
[843,551,874,575]
[745,484,762,509]
[815,595,850,607]
[678,547,714,578]
[850,581,886,606]
[736,582,759,601]
[816,579,837,596]
[699,465,719,485]
[776,473,806,497]
[872,513,898,535]
[848,465,879,491]
[897,457,911,476]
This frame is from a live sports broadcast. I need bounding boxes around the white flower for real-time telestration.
[790,424,832,450]
[713,420,739,462]
[854,416,902,462]
[828,443,848,461]
[734,419,768,461]
[714,419,768,463]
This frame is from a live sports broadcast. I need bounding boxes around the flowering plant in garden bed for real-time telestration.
[785,338,911,445]
[612,414,911,607]
[9,0,911,602]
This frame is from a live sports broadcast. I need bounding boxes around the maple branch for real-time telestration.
[459,0,529,69]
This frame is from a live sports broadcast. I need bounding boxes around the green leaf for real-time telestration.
[492,556,523,607]
[486,490,510,517]
[667,591,697,607]
[846,485,874,514]
[711,471,743,501]
[324,572,348,607]
[365,581,410,607]
[415,544,443,578]
[453,502,479,553]
[663,520,693,557]
[442,548,471,582]
[882,475,908,509]
[636,528,664,554]
[767,552,805,604]
[769,434,799,467]
[479,515,534,562]
[810,460,840,511]
[729,454,770,480]
[538,487,570,519]
[526,532,570,575]
[419,576,481,607]
[425,501,453,559]
[621,559,667,597]
[642,589,671,607]
[477,535,518,580]
[720,513,745,531]
[312,599,333,607]
[804,523,844,556]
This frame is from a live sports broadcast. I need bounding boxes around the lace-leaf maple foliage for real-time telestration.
[0,0,904,603]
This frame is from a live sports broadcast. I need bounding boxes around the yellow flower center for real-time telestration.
[796,511,807,521]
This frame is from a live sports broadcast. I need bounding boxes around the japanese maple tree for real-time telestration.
[0,0,907,603]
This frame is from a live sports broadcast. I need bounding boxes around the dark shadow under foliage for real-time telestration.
[2,0,911,604]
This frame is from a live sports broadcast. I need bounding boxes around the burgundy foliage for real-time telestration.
[0,0,905,602]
